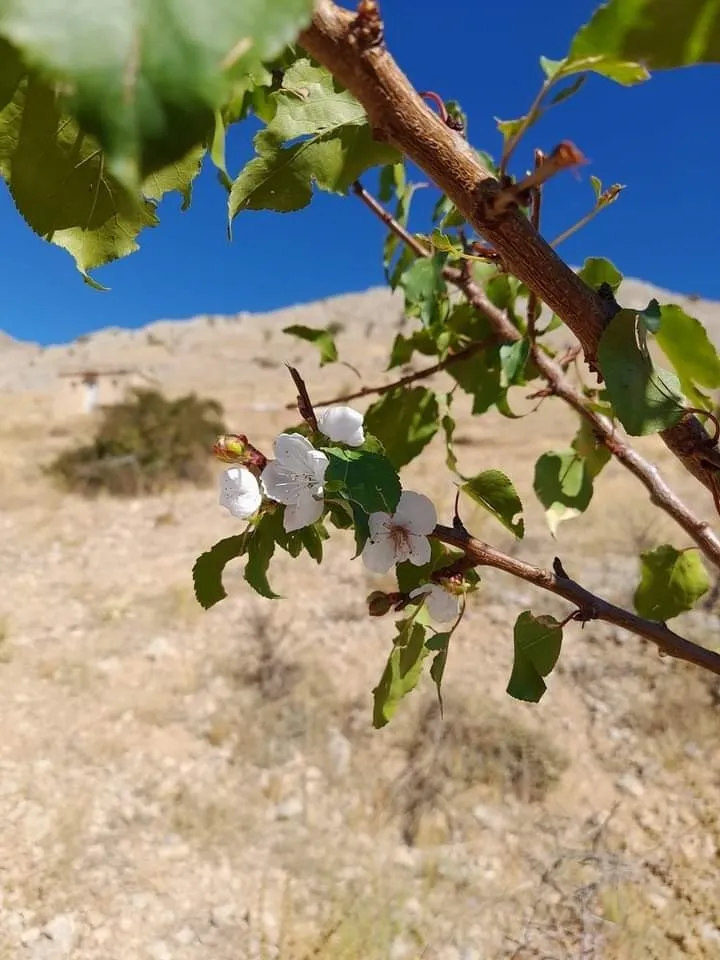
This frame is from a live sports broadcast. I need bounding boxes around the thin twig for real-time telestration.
[303,336,494,408]
[433,525,720,677]
[300,1,720,500]
[349,180,720,570]
[551,184,625,248]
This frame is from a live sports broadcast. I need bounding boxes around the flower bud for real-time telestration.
[367,591,393,617]
[213,434,267,472]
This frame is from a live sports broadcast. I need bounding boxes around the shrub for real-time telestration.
[48,388,226,497]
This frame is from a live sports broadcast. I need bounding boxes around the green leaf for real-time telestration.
[378,161,405,203]
[578,256,623,294]
[540,55,565,78]
[655,304,720,393]
[448,346,504,415]
[557,54,649,85]
[571,418,611,480]
[461,470,525,538]
[373,619,428,728]
[634,545,710,621]
[398,256,447,328]
[534,450,593,535]
[0,0,315,187]
[350,502,370,558]
[387,329,437,368]
[428,228,463,255]
[548,74,587,105]
[441,405,458,474]
[229,59,398,218]
[364,387,440,470]
[598,309,685,436]
[569,0,720,71]
[0,71,202,285]
[499,339,530,386]
[428,632,451,716]
[496,115,527,142]
[283,324,338,366]
[245,513,282,599]
[325,448,401,515]
[507,612,563,703]
[192,535,247,609]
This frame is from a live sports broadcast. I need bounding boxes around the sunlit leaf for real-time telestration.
[192,534,247,609]
[325,447,401,515]
[578,256,623,294]
[598,309,685,435]
[634,545,710,621]
[570,0,720,70]
[230,59,398,218]
[373,619,428,728]
[655,305,720,394]
[507,611,563,703]
[461,470,525,538]
[0,0,316,186]
[534,450,593,535]
[283,324,338,366]
[0,68,201,285]
[364,386,440,469]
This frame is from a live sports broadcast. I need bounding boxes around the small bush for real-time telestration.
[48,388,226,497]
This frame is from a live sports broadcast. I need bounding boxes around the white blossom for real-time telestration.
[362,491,437,573]
[219,467,262,519]
[410,582,460,623]
[317,405,365,447]
[261,433,328,532]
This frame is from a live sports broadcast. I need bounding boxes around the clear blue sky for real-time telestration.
[1,0,718,346]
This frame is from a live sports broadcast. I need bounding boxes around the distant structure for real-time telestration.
[56,367,156,414]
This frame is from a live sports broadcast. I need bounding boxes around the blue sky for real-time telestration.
[1,0,718,345]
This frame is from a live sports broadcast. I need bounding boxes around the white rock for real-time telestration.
[274,796,304,820]
[615,773,645,798]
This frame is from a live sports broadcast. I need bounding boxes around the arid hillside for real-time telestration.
[1,280,720,959]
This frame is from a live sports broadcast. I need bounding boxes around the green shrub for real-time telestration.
[48,388,226,497]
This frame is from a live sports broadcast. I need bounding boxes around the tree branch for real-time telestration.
[433,524,720,677]
[299,1,720,502]
[348,179,720,570]
[306,335,494,408]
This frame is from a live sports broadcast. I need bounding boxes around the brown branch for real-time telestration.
[349,179,720,569]
[299,1,720,501]
[304,336,494,408]
[433,525,720,677]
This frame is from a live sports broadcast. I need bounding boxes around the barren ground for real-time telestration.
[1,283,720,959]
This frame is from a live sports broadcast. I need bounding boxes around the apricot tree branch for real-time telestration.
[349,179,720,569]
[305,335,494,408]
[433,525,720,677]
[298,1,720,500]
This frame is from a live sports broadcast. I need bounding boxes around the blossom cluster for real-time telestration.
[217,405,459,622]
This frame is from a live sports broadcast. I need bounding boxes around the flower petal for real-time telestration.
[407,533,432,567]
[317,406,365,447]
[426,584,460,622]
[394,491,437,535]
[273,433,316,472]
[306,449,329,488]
[362,536,398,574]
[283,489,324,532]
[260,461,306,505]
[368,511,392,540]
[218,467,262,519]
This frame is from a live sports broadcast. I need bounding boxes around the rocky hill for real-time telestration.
[1,282,720,959]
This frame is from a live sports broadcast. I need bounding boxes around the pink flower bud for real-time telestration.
[213,434,267,472]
